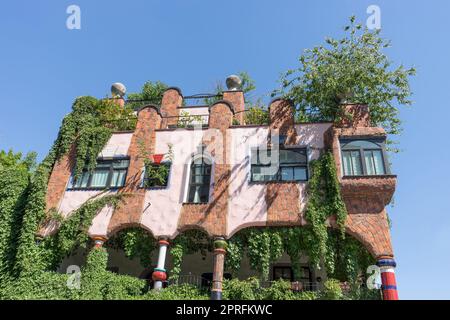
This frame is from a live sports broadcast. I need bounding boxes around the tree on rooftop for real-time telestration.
[126,81,168,110]
[274,16,416,136]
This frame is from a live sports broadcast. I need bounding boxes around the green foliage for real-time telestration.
[126,81,168,110]
[244,106,269,125]
[224,237,245,275]
[143,284,209,300]
[169,243,184,281]
[222,278,319,300]
[275,16,415,135]
[177,110,204,128]
[246,229,283,280]
[321,279,343,300]
[222,278,260,300]
[0,149,36,172]
[0,160,32,282]
[169,229,212,280]
[106,228,157,267]
[42,194,125,269]
[304,152,347,267]
[79,247,148,300]
[0,271,76,300]
[143,163,171,187]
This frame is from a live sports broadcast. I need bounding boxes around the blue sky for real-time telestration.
[1,0,449,299]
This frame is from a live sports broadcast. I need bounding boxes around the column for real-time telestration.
[92,236,107,248]
[152,238,169,290]
[211,237,227,300]
[377,257,399,300]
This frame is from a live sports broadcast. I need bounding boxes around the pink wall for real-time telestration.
[54,124,331,239]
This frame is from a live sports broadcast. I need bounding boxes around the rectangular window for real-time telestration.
[187,160,211,203]
[142,163,171,188]
[273,266,293,281]
[68,158,129,190]
[342,150,363,176]
[251,148,308,182]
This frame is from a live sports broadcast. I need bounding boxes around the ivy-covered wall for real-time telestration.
[0,92,383,300]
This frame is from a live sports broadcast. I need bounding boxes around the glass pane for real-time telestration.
[72,171,90,188]
[294,167,307,181]
[280,149,306,164]
[341,140,381,150]
[113,159,129,169]
[350,151,363,175]
[372,150,385,175]
[281,167,294,181]
[111,170,126,187]
[96,161,111,169]
[188,186,208,203]
[364,151,376,175]
[91,170,109,187]
[342,151,362,176]
[258,149,272,165]
[252,166,263,182]
[342,151,353,176]
[251,149,259,165]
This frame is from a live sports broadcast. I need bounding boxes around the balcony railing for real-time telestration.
[165,274,321,292]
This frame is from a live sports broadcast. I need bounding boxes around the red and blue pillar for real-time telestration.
[376,257,398,300]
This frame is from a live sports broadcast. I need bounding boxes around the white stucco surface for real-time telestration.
[98,132,133,158]
[56,123,332,239]
[140,129,205,237]
[228,127,269,236]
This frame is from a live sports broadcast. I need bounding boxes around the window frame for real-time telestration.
[67,157,130,190]
[340,138,390,177]
[186,155,212,204]
[142,162,172,189]
[250,147,309,183]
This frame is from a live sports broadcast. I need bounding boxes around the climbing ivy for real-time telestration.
[169,229,212,280]
[106,228,157,268]
[304,151,347,267]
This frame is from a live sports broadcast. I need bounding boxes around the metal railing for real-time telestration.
[165,275,322,292]
[167,275,211,289]
[169,114,209,129]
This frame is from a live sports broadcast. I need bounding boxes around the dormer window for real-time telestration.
[68,158,129,190]
[340,139,389,176]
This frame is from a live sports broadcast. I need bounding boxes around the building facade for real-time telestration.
[43,86,398,300]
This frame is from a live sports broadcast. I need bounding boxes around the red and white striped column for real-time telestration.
[376,257,398,300]
[153,238,169,290]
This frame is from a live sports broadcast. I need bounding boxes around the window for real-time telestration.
[340,139,389,176]
[142,163,171,188]
[187,156,212,203]
[68,159,129,189]
[251,148,308,182]
[273,266,293,281]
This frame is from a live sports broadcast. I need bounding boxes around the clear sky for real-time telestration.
[0,0,449,300]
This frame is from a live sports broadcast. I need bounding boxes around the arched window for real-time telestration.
[340,139,389,176]
[187,155,212,203]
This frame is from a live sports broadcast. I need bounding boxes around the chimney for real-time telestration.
[268,98,297,145]
[161,87,183,128]
[337,104,371,128]
[223,75,245,125]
